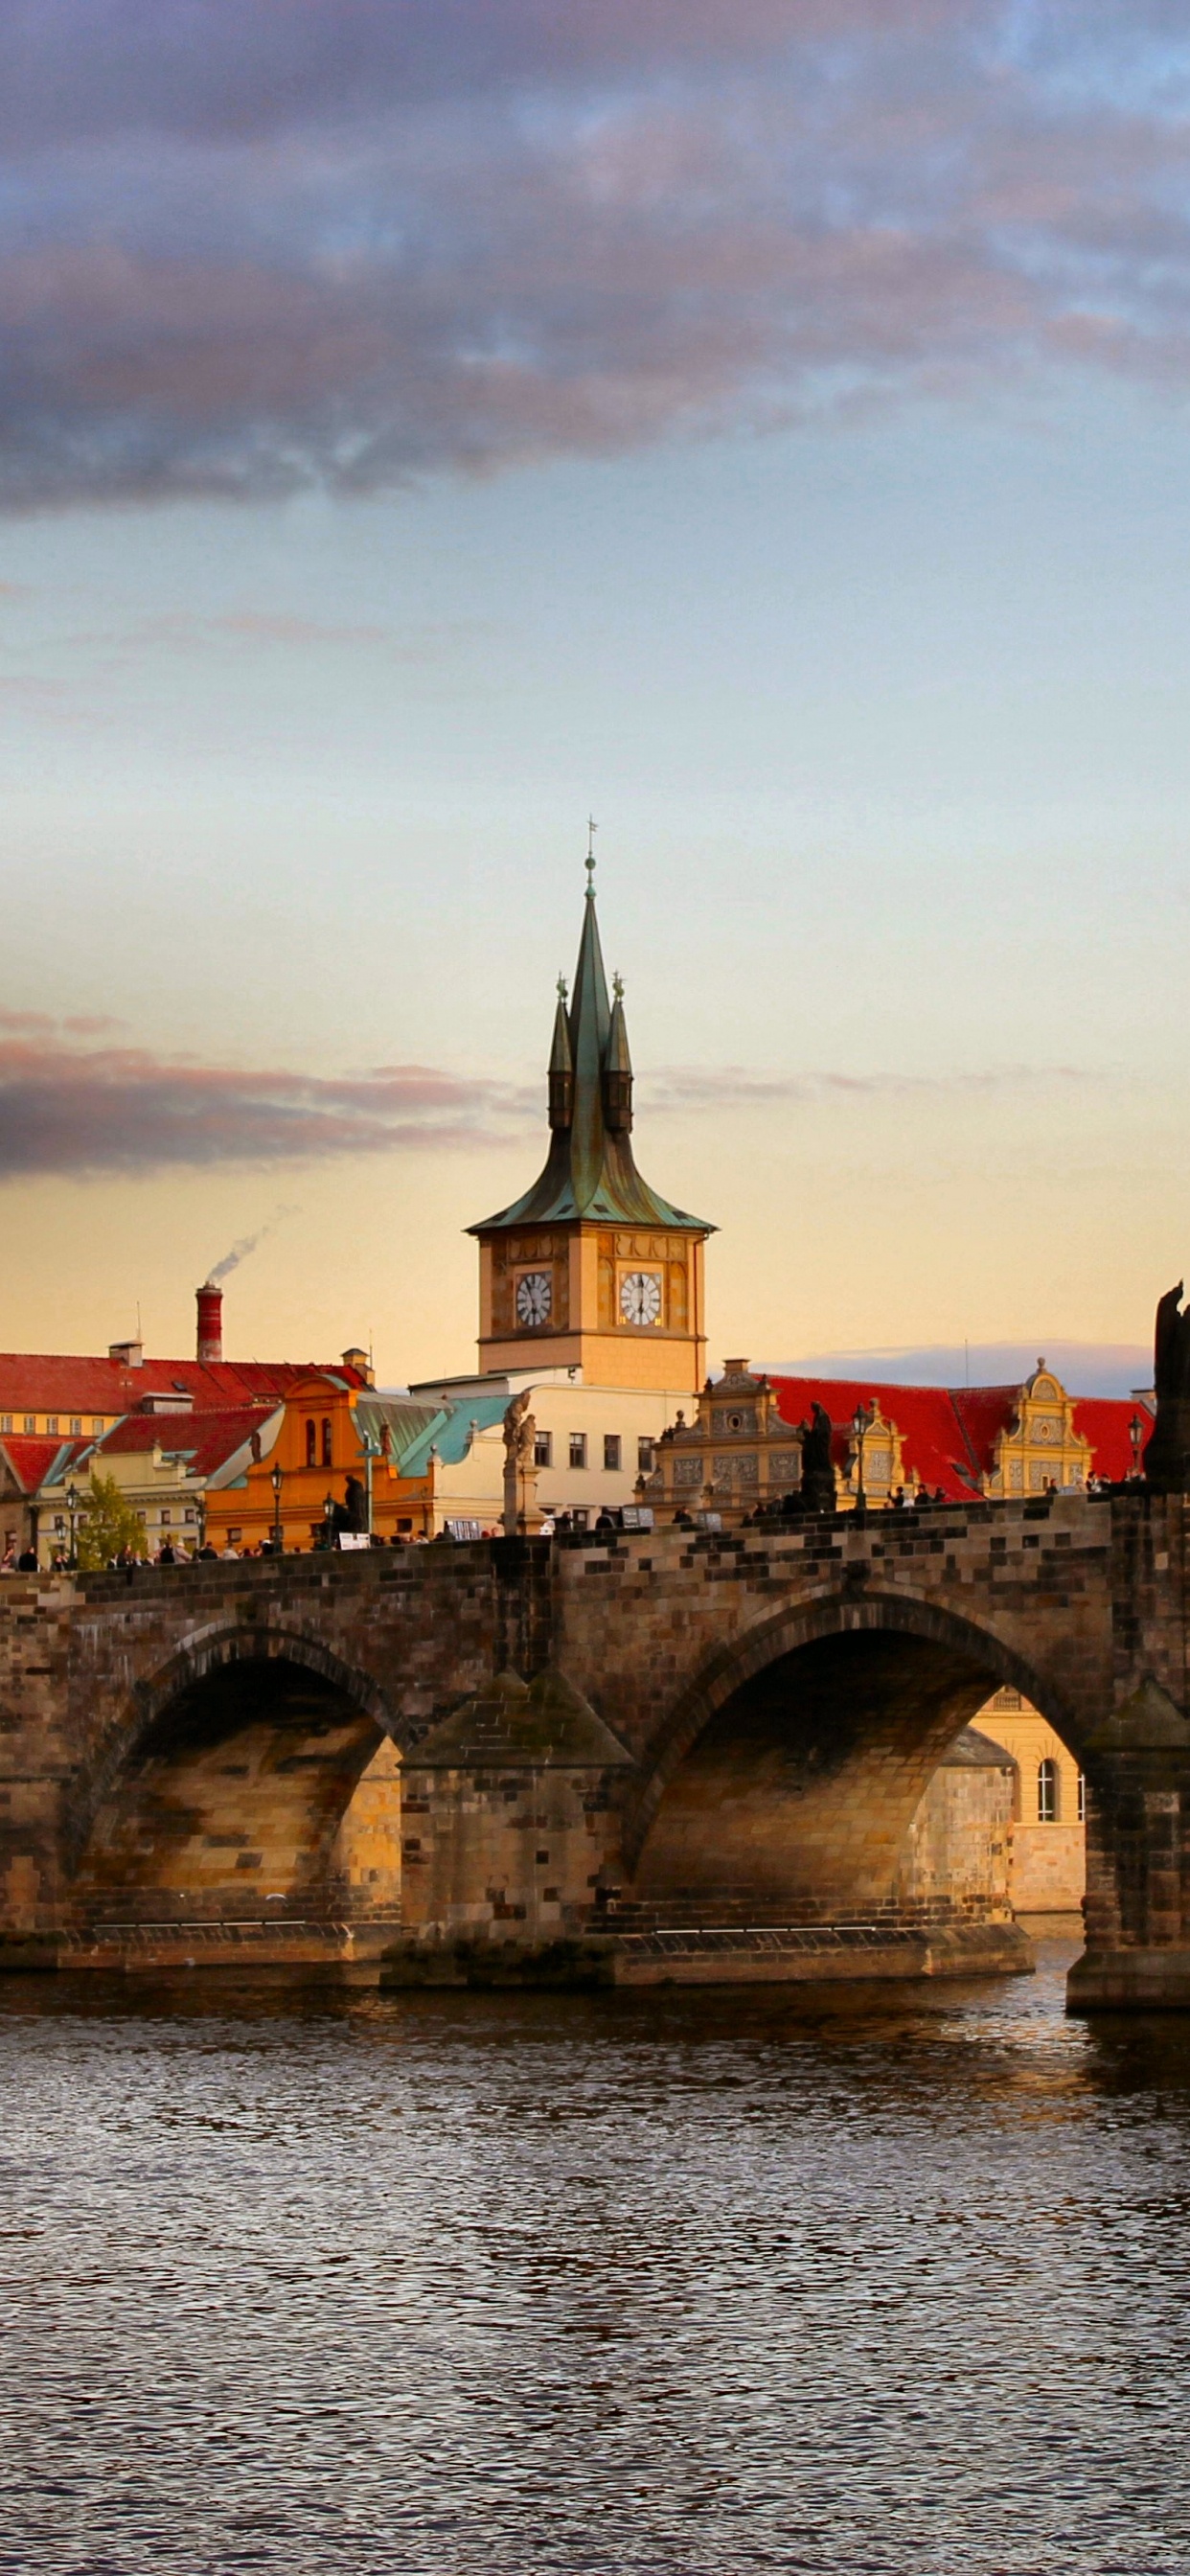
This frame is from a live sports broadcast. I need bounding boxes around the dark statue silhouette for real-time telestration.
[800,1401,836,1515]
[1144,1282,1190,1490]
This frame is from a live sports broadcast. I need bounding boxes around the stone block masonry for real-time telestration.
[2,1495,1190,2005]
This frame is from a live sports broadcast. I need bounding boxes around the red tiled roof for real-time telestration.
[769,1374,1144,1498]
[770,1376,984,1499]
[0,1435,93,1495]
[93,1407,281,1478]
[1072,1398,1145,1482]
[0,1354,364,1414]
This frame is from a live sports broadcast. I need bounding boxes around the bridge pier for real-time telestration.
[1067,1676,1190,2009]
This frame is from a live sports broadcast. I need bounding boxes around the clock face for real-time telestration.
[620,1269,662,1327]
[515,1270,552,1328]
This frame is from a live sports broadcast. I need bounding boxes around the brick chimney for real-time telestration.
[196,1280,223,1365]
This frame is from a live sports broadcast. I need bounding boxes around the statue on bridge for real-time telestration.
[800,1402,836,1515]
[502,1389,542,1537]
[1143,1282,1190,1490]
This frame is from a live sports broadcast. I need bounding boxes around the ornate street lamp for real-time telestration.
[270,1460,285,1554]
[851,1400,875,1517]
[66,1482,80,1569]
[324,1488,336,1550]
[1129,1413,1144,1481]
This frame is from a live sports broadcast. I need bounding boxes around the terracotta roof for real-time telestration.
[769,1374,1143,1498]
[770,1375,991,1500]
[0,1435,93,1494]
[92,1407,280,1479]
[0,1354,365,1414]
[1071,1398,1143,1482]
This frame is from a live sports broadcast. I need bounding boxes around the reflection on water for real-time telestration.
[3,1938,1190,2574]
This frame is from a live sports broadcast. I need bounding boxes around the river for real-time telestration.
[2,1937,1189,2574]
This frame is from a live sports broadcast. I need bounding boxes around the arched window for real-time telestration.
[1038,1758,1059,1824]
[1077,1771,1086,1823]
[321,1418,332,1468]
[305,1419,316,1467]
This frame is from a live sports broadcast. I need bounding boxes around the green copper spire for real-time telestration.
[470,847,713,1235]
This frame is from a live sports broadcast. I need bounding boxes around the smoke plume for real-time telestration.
[206,1206,297,1285]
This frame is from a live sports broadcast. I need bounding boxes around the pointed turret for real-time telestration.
[471,849,711,1232]
[548,977,573,1130]
[604,974,632,1134]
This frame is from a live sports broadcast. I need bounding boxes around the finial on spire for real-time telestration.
[585,813,597,888]
[557,972,568,1001]
[612,972,624,1000]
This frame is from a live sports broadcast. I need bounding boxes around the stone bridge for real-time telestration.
[3,1490,1190,2006]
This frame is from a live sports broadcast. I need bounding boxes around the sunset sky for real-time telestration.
[2,1,1189,1392]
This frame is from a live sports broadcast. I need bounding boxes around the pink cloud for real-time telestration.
[0,5,1185,508]
[0,1019,536,1176]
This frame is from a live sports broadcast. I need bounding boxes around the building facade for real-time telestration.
[647,1359,1147,1521]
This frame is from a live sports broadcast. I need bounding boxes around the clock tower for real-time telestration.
[470,853,714,1392]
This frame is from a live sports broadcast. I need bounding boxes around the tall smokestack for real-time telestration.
[196,1280,223,1365]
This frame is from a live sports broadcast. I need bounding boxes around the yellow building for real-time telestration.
[973,1687,1086,1917]
[469,853,713,1395]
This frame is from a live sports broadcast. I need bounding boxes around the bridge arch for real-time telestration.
[623,1586,1081,1918]
[69,1619,402,1932]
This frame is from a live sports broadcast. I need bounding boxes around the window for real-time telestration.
[569,1433,587,1470]
[160,1509,171,1526]
[184,1508,195,1524]
[306,1418,316,1467]
[228,1528,242,1546]
[69,1417,81,1436]
[638,1438,654,1476]
[53,1516,64,1534]
[1078,1771,1086,1822]
[23,1416,34,1435]
[46,1416,57,1435]
[0,1417,10,1435]
[570,1507,589,1531]
[321,1418,332,1468]
[91,1418,103,1436]
[534,1430,553,1468]
[1038,1758,1059,1823]
[604,1435,621,1473]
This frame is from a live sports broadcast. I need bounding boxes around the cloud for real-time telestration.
[646,1063,1095,1112]
[0,3,1188,509]
[761,1343,1154,1398]
[0,1017,1105,1178]
[0,1019,537,1177]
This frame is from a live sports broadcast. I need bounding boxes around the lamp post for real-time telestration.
[66,1482,80,1569]
[324,1488,336,1551]
[359,1431,379,1537]
[1129,1413,1144,1481]
[270,1461,285,1554]
[851,1400,875,1517]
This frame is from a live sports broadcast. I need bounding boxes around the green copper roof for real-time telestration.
[470,864,714,1236]
[388,1393,510,1481]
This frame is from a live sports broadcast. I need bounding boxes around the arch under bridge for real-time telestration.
[2,1490,1188,2008]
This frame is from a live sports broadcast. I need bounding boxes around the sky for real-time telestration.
[2,0,1190,1392]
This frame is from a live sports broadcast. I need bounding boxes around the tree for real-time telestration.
[76,1472,146,1571]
